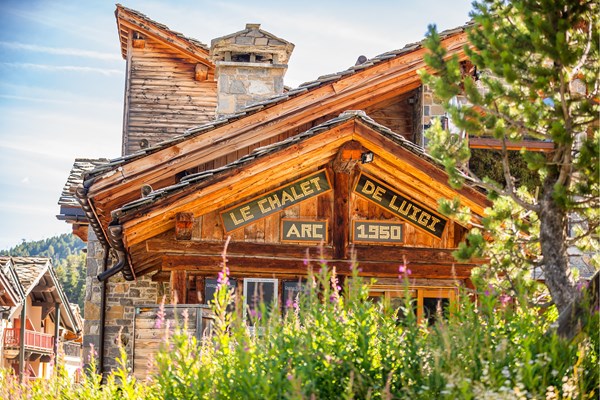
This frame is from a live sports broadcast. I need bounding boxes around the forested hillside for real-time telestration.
[1,234,86,310]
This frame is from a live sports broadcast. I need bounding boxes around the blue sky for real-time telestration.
[0,0,472,249]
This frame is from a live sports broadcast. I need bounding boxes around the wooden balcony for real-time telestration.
[468,136,554,152]
[3,328,54,354]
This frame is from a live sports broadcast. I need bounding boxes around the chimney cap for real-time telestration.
[246,23,261,30]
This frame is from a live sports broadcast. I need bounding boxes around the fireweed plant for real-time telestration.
[146,245,598,399]
[1,248,597,398]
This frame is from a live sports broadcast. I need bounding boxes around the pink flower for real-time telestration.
[499,294,511,306]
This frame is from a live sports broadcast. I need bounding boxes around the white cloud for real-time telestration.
[21,177,30,184]
[0,41,121,61]
[0,62,121,76]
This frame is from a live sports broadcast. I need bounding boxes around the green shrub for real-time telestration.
[1,260,597,399]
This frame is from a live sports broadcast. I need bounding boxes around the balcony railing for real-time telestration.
[3,328,54,353]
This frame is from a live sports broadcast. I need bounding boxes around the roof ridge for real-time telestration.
[115,4,209,53]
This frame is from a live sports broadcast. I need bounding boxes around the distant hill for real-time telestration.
[1,234,86,310]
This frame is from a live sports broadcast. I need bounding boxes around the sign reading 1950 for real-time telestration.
[353,173,447,239]
[352,220,403,244]
[221,170,332,233]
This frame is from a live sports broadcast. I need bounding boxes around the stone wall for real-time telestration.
[419,85,468,147]
[83,230,167,373]
[216,62,286,116]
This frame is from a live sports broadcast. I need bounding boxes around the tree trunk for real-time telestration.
[538,174,576,313]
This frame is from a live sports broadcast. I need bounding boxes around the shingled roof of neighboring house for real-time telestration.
[115,3,210,60]
[0,257,24,306]
[85,22,472,179]
[2,257,82,334]
[58,158,110,209]
[11,257,50,295]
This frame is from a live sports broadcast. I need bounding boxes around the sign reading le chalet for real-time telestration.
[354,173,447,238]
[221,170,332,232]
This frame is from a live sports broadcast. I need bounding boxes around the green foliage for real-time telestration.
[1,233,85,266]
[148,261,599,399]
[1,259,598,398]
[0,234,86,309]
[420,0,599,311]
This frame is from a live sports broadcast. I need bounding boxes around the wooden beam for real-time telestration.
[147,238,333,259]
[162,254,475,279]
[468,137,555,152]
[170,270,187,304]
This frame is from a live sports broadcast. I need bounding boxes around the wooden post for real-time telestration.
[333,172,351,259]
[18,300,26,381]
[170,270,188,304]
[53,303,60,365]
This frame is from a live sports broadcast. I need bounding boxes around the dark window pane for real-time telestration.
[423,297,450,326]
[204,278,237,304]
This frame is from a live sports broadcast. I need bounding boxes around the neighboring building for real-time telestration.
[0,257,82,380]
[57,5,541,377]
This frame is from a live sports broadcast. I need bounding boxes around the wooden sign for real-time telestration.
[281,219,328,243]
[353,173,447,239]
[221,170,332,232]
[352,220,403,244]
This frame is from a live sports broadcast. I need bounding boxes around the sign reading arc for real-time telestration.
[221,170,332,233]
[353,173,447,239]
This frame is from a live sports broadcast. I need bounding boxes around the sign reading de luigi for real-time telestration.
[353,173,447,238]
[221,170,331,232]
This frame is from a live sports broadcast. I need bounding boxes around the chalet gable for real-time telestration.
[82,25,471,239]
[98,111,488,280]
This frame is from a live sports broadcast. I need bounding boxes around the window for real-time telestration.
[282,280,309,311]
[204,278,237,304]
[243,278,278,322]
[368,286,456,325]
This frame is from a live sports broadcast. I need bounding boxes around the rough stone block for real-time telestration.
[235,36,254,45]
[120,298,133,306]
[255,37,268,46]
[106,305,124,321]
[217,95,234,114]
[248,80,271,95]
[229,80,246,94]
[85,301,100,321]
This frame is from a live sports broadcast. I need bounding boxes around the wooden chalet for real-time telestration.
[57,5,497,375]
[0,257,82,380]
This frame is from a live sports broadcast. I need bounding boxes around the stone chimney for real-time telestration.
[210,23,294,116]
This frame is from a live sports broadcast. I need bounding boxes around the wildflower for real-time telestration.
[398,264,412,281]
[499,294,511,306]
[155,295,166,329]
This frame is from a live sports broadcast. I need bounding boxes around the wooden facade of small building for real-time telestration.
[58,5,493,375]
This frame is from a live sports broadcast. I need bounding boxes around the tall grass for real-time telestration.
[1,258,597,399]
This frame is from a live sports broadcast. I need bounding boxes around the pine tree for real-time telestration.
[421,0,599,313]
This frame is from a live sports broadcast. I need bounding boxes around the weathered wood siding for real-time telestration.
[123,37,217,155]
[132,304,213,379]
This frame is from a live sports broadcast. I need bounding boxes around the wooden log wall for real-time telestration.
[124,36,217,155]
[132,305,213,378]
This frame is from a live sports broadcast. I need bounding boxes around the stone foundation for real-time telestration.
[83,230,167,373]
